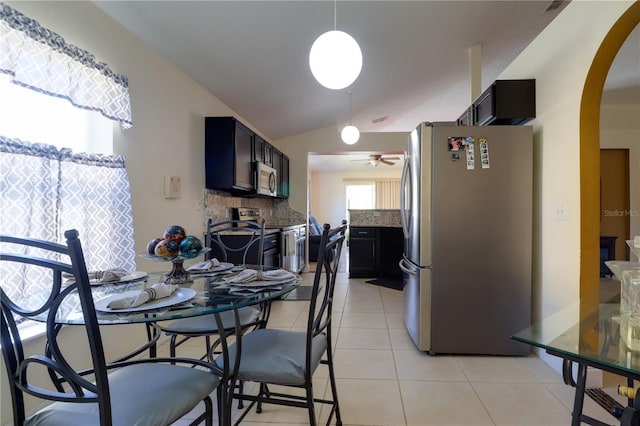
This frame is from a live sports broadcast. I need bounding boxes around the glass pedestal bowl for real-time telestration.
[140,248,210,284]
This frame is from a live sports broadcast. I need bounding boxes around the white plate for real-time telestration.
[94,287,197,312]
[91,270,148,286]
[188,262,234,274]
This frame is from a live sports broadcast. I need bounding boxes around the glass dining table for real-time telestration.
[26,266,300,426]
[512,300,640,426]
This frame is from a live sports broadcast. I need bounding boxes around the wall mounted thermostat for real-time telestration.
[163,176,181,199]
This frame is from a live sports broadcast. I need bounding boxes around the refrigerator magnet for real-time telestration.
[479,136,490,169]
[465,140,475,170]
[447,137,465,151]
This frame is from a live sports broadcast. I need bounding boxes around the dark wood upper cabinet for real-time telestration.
[474,79,536,126]
[457,79,535,126]
[205,116,289,198]
[205,117,255,193]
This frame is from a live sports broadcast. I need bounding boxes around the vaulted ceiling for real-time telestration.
[94,1,638,172]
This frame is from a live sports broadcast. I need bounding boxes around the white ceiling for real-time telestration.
[93,1,638,172]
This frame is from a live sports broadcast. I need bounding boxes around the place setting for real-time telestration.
[186,258,234,276]
[214,268,298,295]
[63,268,148,286]
[93,282,199,313]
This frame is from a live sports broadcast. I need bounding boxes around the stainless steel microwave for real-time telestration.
[255,161,277,196]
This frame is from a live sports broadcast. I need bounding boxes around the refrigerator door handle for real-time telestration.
[400,155,410,238]
[399,256,430,275]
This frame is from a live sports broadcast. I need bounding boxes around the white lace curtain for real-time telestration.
[0,3,132,128]
[0,136,136,301]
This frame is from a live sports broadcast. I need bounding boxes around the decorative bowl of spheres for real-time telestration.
[140,225,209,284]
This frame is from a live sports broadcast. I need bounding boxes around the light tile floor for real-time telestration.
[166,271,627,426]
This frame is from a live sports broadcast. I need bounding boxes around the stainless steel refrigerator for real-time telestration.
[399,122,532,355]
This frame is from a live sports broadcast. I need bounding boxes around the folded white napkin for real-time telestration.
[63,268,129,283]
[106,283,178,310]
[186,259,220,272]
[225,268,295,283]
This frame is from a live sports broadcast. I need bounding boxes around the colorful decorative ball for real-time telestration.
[179,235,203,259]
[164,225,186,243]
[147,237,164,255]
[154,239,179,257]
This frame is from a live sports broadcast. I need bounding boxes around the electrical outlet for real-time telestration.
[554,204,567,221]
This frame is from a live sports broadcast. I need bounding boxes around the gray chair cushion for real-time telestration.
[26,363,219,426]
[216,329,327,386]
[161,306,260,333]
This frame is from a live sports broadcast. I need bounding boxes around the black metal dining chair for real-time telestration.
[217,221,347,426]
[0,230,219,426]
[157,218,270,365]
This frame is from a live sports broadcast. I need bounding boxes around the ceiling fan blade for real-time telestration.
[383,156,401,161]
[381,159,395,165]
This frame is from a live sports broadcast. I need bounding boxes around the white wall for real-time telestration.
[309,168,401,228]
[497,0,635,371]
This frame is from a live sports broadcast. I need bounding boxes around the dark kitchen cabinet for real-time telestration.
[349,226,403,279]
[254,134,272,167]
[280,155,290,198]
[271,148,290,199]
[205,116,290,198]
[379,227,403,279]
[474,79,536,126]
[456,79,535,126]
[349,227,377,278]
[205,117,255,193]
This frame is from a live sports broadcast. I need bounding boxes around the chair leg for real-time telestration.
[326,351,342,425]
[305,382,317,426]
[256,382,269,413]
[237,380,244,409]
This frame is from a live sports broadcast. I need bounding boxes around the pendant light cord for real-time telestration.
[334,0,337,30]
[348,91,353,125]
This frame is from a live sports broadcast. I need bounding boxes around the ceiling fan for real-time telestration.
[351,154,401,166]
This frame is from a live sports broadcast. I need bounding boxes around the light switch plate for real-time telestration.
[163,176,181,199]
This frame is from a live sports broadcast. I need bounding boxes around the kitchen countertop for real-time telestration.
[348,209,402,228]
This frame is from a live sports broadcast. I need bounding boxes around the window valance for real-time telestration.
[0,3,132,128]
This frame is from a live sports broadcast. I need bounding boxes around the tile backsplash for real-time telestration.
[203,189,304,229]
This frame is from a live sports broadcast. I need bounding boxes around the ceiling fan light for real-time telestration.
[309,30,363,90]
[341,124,360,145]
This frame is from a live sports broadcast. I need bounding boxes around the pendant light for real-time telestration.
[341,91,360,145]
[309,1,362,90]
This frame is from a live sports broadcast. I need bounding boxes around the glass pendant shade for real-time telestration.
[341,124,360,145]
[309,30,363,90]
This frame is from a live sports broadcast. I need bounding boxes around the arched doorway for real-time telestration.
[580,3,640,307]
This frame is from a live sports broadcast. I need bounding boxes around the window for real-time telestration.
[346,184,375,220]
[0,74,113,153]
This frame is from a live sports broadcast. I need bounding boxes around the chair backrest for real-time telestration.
[305,220,347,373]
[0,230,112,425]
[205,218,266,268]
